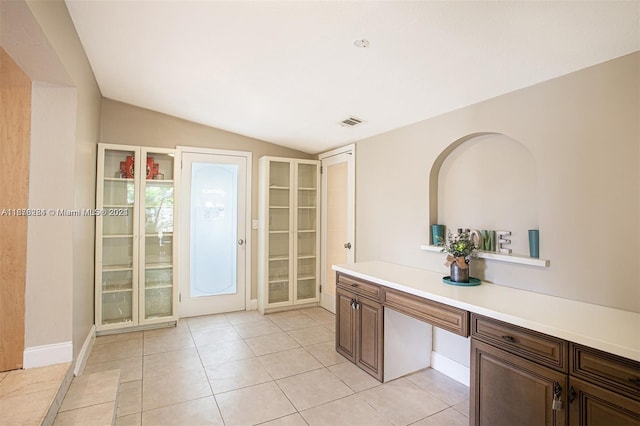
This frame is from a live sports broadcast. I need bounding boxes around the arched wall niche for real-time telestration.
[429,132,538,255]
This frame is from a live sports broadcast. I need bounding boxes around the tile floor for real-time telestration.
[74,307,470,425]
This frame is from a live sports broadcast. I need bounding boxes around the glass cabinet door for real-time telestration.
[99,147,137,326]
[296,162,318,301]
[267,161,291,304]
[140,150,175,320]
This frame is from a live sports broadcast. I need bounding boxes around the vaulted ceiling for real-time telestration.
[65,1,639,154]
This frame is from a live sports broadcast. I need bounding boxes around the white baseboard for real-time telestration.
[74,325,96,376]
[431,351,470,387]
[23,341,73,369]
[249,299,258,310]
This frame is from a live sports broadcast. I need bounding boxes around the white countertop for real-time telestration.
[332,261,640,362]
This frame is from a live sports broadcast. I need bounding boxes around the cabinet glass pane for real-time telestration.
[102,270,132,292]
[270,161,290,187]
[144,182,173,234]
[103,180,135,206]
[269,188,289,207]
[102,291,133,325]
[296,278,316,300]
[103,237,134,268]
[297,231,316,257]
[269,232,290,258]
[268,258,289,283]
[269,207,289,232]
[297,207,316,231]
[103,207,134,235]
[104,149,136,179]
[298,189,317,207]
[145,152,174,181]
[145,235,173,265]
[145,267,172,320]
[297,163,317,189]
[269,281,289,304]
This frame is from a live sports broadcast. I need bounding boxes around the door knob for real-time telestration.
[344,242,352,249]
[238,239,245,245]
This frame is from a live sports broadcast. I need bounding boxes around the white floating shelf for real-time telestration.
[420,245,550,267]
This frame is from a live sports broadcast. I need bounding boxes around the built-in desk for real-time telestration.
[332,261,640,426]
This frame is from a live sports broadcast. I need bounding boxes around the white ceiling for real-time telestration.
[65,1,639,154]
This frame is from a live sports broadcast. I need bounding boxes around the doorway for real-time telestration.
[319,144,355,313]
[177,148,251,317]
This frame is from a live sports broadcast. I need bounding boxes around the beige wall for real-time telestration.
[100,98,314,300]
[356,52,639,313]
[1,0,99,361]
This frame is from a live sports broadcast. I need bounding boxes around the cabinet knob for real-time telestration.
[344,242,352,249]
[501,335,516,343]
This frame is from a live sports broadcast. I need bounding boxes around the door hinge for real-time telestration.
[320,166,323,174]
[319,285,322,293]
[179,292,181,302]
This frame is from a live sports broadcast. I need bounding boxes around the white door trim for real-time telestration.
[319,144,355,313]
[175,146,252,314]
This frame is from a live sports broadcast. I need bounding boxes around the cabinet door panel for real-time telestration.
[471,339,568,426]
[356,296,384,381]
[569,377,640,426]
[336,287,356,361]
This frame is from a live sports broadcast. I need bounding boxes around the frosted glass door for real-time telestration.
[179,151,247,317]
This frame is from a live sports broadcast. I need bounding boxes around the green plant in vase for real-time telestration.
[437,231,478,283]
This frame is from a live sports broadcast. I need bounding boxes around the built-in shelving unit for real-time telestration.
[420,244,550,267]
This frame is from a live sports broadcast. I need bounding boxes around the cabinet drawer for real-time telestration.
[337,273,381,301]
[383,288,469,337]
[471,314,568,372]
[570,343,640,400]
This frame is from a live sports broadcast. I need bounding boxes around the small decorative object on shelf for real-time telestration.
[439,230,478,284]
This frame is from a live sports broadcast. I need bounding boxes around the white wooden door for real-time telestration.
[178,148,250,317]
[319,145,355,313]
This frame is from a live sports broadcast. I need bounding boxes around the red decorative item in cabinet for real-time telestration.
[146,157,155,179]
[125,156,135,178]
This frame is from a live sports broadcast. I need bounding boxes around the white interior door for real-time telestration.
[178,149,250,317]
[320,145,355,313]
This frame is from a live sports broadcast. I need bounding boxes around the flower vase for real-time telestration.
[450,259,469,283]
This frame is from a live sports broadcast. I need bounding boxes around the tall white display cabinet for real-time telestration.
[258,157,321,313]
[95,143,178,332]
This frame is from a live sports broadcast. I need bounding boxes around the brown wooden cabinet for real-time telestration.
[336,275,384,381]
[471,338,568,426]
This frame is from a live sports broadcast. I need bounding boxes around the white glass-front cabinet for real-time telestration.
[258,157,320,313]
[95,143,177,332]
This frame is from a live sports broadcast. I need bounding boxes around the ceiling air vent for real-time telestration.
[339,116,365,127]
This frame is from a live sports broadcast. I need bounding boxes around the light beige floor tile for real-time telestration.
[83,356,142,383]
[215,381,295,425]
[233,320,282,339]
[245,332,300,356]
[0,371,8,383]
[453,398,470,417]
[328,360,381,392]
[323,321,336,332]
[206,357,273,394]
[143,347,203,378]
[268,312,320,331]
[87,339,143,364]
[406,368,470,406]
[192,325,242,347]
[54,401,115,426]
[225,310,268,325]
[411,407,469,426]
[116,413,141,426]
[143,331,195,355]
[358,378,449,425]
[277,368,354,411]
[305,340,348,367]
[0,388,56,425]
[59,369,120,412]
[258,412,308,426]
[258,347,323,379]
[94,331,143,346]
[0,363,69,398]
[142,367,211,411]
[117,380,141,417]
[287,325,334,346]
[142,321,189,338]
[298,307,335,324]
[300,394,392,426]
[141,396,224,425]
[197,340,255,366]
[186,314,232,331]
